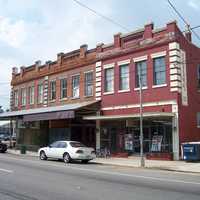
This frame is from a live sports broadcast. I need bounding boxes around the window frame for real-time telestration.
[197,64,200,89]
[49,80,56,101]
[72,74,80,98]
[119,64,130,91]
[28,86,34,105]
[135,60,147,88]
[153,56,166,86]
[197,112,200,128]
[37,83,43,104]
[104,67,114,93]
[84,71,93,97]
[21,88,26,106]
[60,78,67,99]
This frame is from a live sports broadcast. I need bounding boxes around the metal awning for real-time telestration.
[83,112,175,120]
[0,101,99,121]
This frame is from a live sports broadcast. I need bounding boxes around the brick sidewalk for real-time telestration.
[7,149,200,173]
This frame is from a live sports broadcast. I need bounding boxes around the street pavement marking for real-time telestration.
[1,155,200,186]
[0,168,13,173]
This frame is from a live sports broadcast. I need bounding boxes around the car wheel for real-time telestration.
[63,153,71,163]
[81,160,89,164]
[40,151,47,160]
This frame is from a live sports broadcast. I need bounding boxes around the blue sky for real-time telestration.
[0,0,200,111]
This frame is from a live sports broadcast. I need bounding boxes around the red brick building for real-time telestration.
[85,21,200,160]
[0,21,200,160]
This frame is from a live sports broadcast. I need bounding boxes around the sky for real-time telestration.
[0,0,200,111]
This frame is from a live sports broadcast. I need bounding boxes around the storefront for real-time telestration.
[0,101,99,151]
[84,112,176,159]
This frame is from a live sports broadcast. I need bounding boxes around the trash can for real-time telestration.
[20,145,27,154]
[182,142,200,161]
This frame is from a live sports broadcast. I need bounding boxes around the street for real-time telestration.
[0,154,199,200]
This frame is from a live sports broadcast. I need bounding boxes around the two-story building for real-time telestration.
[0,21,200,160]
[84,21,200,160]
[0,45,100,151]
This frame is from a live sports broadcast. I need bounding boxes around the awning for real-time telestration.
[0,101,99,121]
[83,112,175,120]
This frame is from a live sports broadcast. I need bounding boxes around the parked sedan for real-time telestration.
[0,141,7,153]
[38,141,96,163]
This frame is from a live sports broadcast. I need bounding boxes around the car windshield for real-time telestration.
[70,142,86,148]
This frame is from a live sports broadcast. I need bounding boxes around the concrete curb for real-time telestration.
[6,150,200,174]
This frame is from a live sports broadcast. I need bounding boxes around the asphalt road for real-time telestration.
[0,154,200,200]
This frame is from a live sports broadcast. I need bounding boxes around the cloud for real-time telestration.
[0,16,27,48]
[188,0,200,10]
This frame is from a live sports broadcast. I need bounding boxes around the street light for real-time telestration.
[139,66,145,167]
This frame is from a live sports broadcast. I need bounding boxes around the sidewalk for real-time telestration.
[7,149,200,174]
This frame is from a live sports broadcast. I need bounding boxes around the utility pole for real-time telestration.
[139,66,145,167]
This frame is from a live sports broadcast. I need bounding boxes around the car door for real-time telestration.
[45,141,59,158]
[55,142,68,159]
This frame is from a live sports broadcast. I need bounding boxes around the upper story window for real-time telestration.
[21,88,26,106]
[60,78,67,99]
[153,56,166,85]
[28,86,34,105]
[72,75,80,98]
[119,64,129,91]
[37,83,43,104]
[85,71,93,97]
[104,67,114,93]
[197,64,200,89]
[14,90,19,107]
[135,60,147,88]
[50,80,56,101]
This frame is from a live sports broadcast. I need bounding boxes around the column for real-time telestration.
[96,120,100,150]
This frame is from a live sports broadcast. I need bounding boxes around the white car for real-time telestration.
[38,141,96,163]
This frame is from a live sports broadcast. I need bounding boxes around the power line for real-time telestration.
[167,0,200,42]
[71,0,130,32]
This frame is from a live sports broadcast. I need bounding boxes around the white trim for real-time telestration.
[103,63,115,69]
[96,87,101,92]
[102,100,177,111]
[96,97,101,101]
[96,77,101,82]
[151,51,166,59]
[170,68,181,75]
[96,92,101,97]
[170,81,181,87]
[96,67,101,72]
[170,87,181,92]
[60,97,68,102]
[84,112,175,120]
[133,55,147,63]
[152,83,167,88]
[118,89,130,93]
[134,86,148,91]
[84,70,93,74]
[170,74,181,81]
[169,56,180,63]
[96,82,101,87]
[96,61,102,67]
[71,73,80,78]
[170,63,179,69]
[95,72,101,77]
[117,59,130,66]
[169,42,180,50]
[103,91,114,95]
[169,50,180,57]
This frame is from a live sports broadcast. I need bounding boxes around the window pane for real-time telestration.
[85,72,93,96]
[153,57,166,85]
[104,68,114,92]
[135,61,147,88]
[50,81,56,100]
[38,84,43,104]
[21,88,26,106]
[72,75,80,98]
[60,79,67,99]
[119,64,129,90]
